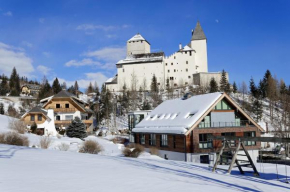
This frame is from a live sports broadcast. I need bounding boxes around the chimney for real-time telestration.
[179,43,182,50]
[191,29,194,35]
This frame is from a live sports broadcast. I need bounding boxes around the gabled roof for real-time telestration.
[53,90,75,98]
[191,21,206,41]
[133,92,264,134]
[21,106,50,120]
[127,33,150,45]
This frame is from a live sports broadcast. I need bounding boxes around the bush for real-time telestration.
[58,143,70,151]
[9,119,26,134]
[0,132,29,146]
[39,136,52,149]
[79,140,102,154]
[122,144,145,158]
[150,147,159,155]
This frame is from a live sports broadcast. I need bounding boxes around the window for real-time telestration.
[38,114,42,121]
[140,134,145,145]
[56,115,60,121]
[188,76,191,79]
[123,69,125,72]
[65,104,69,108]
[186,68,188,72]
[222,132,236,147]
[129,134,135,143]
[65,115,73,120]
[189,51,192,56]
[171,63,173,65]
[173,136,176,148]
[165,63,167,66]
[149,134,156,146]
[160,134,168,147]
[244,131,256,146]
[168,70,170,73]
[56,104,60,108]
[215,99,232,110]
[185,51,187,54]
[186,61,188,64]
[174,69,176,72]
[174,56,176,59]
[186,113,195,119]
[30,115,35,121]
[199,134,213,149]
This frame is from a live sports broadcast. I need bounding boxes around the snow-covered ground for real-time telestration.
[1,114,290,191]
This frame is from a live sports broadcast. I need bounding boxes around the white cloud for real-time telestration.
[65,58,101,67]
[0,42,34,76]
[22,41,33,48]
[3,11,12,16]
[215,19,219,23]
[39,18,45,23]
[56,72,108,89]
[84,46,126,62]
[42,52,51,58]
[76,24,116,31]
[37,65,51,76]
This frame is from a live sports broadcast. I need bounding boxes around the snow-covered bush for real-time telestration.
[122,144,144,158]
[39,136,52,149]
[79,140,102,154]
[58,143,70,151]
[0,132,29,146]
[66,117,87,139]
[9,119,26,134]
[149,147,159,155]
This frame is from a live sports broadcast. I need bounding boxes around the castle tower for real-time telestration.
[190,21,208,72]
[127,33,151,56]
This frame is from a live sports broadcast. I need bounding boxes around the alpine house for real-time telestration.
[131,92,264,163]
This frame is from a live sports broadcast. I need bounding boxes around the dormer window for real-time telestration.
[186,113,195,119]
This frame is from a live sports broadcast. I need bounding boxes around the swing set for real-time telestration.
[208,135,290,183]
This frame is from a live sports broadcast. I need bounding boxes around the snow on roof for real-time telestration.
[105,77,114,83]
[128,33,146,42]
[182,45,194,51]
[133,92,223,134]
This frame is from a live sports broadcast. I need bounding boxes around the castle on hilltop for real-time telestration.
[105,21,227,92]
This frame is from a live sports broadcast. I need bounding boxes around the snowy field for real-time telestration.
[1,114,290,191]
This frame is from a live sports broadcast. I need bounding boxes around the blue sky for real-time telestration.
[0,0,290,90]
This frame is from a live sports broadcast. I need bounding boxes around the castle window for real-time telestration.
[186,69,188,72]
[174,69,176,72]
[188,76,191,79]
[141,41,143,43]
[185,51,187,54]
[174,56,176,59]
[123,69,125,72]
[165,63,167,66]
[190,51,192,56]
[168,70,170,73]
[186,61,188,64]
[171,63,173,65]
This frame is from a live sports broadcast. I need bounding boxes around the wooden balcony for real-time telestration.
[54,119,93,124]
[50,108,76,113]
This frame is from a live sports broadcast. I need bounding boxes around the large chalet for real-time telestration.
[131,92,264,163]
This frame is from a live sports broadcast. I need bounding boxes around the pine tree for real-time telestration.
[74,81,79,95]
[0,74,9,96]
[52,78,62,94]
[100,84,112,123]
[232,81,237,93]
[94,81,100,96]
[260,69,272,98]
[141,101,151,110]
[280,79,287,95]
[0,103,4,115]
[252,99,263,122]
[86,82,94,94]
[219,69,229,93]
[150,74,158,92]
[9,67,21,96]
[166,78,170,91]
[66,117,87,139]
[249,77,258,98]
[38,78,53,100]
[209,78,218,93]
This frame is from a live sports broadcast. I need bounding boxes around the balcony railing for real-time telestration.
[198,120,253,128]
[54,119,93,124]
[50,107,76,113]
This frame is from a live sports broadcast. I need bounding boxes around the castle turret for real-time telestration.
[190,21,208,72]
[127,33,151,56]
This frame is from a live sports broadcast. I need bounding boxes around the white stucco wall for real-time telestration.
[190,39,208,72]
[127,40,150,56]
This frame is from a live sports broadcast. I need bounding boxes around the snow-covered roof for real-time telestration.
[133,92,223,134]
[106,77,114,83]
[128,33,146,42]
[117,52,164,65]
[182,45,194,51]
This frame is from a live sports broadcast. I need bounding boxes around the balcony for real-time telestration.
[54,119,93,124]
[198,120,253,129]
[50,107,76,113]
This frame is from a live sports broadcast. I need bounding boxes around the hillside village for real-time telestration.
[1,13,290,192]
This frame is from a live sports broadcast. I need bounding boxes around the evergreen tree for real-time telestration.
[260,69,272,98]
[150,74,158,92]
[94,81,100,96]
[0,103,4,115]
[30,122,37,133]
[67,85,75,94]
[120,84,129,114]
[166,78,170,91]
[99,84,112,122]
[141,101,151,110]
[86,82,94,94]
[0,74,9,96]
[249,77,258,98]
[74,81,79,95]
[209,78,218,93]
[219,69,230,93]
[9,67,21,96]
[52,78,62,94]
[38,78,53,100]
[66,117,87,139]
[232,81,237,93]
[252,99,263,122]
[280,80,287,95]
